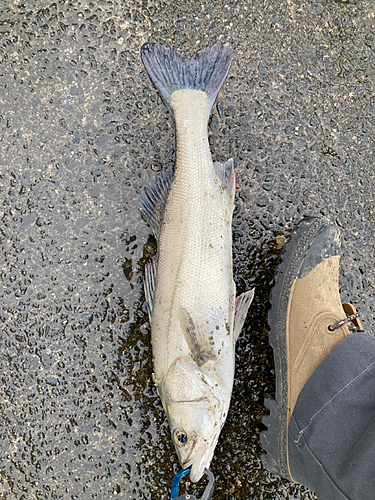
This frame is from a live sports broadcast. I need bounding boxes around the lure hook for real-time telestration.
[170,468,215,500]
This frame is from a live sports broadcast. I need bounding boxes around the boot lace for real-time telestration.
[328,313,366,333]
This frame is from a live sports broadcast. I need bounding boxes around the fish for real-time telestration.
[139,42,254,483]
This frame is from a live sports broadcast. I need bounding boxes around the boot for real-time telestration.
[260,217,364,482]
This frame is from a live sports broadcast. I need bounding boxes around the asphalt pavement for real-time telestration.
[0,1,374,499]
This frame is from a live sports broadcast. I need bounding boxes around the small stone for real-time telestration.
[275,235,286,250]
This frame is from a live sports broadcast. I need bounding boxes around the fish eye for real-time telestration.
[174,429,188,445]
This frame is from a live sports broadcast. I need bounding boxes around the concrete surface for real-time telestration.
[0,0,374,499]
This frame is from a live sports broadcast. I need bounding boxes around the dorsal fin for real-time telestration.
[144,256,157,322]
[138,170,173,239]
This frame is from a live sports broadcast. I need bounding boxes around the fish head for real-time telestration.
[160,357,230,483]
[168,398,226,482]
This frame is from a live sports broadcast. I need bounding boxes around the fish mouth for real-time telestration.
[182,436,216,483]
[188,448,213,483]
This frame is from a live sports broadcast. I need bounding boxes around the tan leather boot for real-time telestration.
[260,217,364,482]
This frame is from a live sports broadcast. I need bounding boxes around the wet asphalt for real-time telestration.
[0,1,374,499]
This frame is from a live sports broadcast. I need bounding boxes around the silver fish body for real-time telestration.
[140,43,254,482]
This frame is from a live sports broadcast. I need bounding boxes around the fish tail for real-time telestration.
[141,42,232,114]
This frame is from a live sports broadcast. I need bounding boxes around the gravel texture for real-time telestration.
[0,1,374,499]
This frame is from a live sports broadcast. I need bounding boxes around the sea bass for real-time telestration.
[140,42,254,482]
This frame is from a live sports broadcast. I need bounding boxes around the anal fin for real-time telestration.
[214,158,235,211]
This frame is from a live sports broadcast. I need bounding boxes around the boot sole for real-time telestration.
[260,217,333,480]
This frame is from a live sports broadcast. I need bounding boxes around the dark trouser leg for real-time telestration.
[289,332,375,500]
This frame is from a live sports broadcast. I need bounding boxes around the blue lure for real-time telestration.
[170,468,215,500]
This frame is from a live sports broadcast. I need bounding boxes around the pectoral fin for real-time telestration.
[233,289,255,342]
[178,307,216,366]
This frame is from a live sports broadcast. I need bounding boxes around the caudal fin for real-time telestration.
[141,42,232,113]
